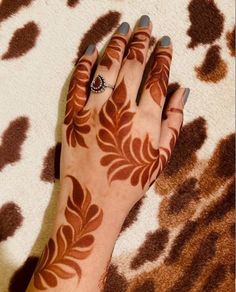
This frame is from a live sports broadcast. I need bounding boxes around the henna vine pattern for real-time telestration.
[100,35,127,69]
[64,59,92,147]
[97,79,159,189]
[146,51,172,105]
[126,31,151,64]
[33,176,103,290]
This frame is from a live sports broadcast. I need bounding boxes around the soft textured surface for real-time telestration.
[0,0,234,291]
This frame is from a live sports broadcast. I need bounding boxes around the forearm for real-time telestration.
[27,178,130,292]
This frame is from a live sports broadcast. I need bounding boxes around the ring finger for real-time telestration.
[85,22,132,110]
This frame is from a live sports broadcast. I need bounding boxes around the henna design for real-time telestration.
[126,31,150,64]
[33,176,103,290]
[100,35,127,69]
[64,59,92,147]
[97,79,159,189]
[146,51,172,105]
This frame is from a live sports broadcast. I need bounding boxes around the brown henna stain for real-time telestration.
[187,0,224,48]
[195,45,228,83]
[9,256,39,292]
[130,229,169,269]
[2,22,40,60]
[76,11,121,63]
[0,202,23,242]
[33,176,103,289]
[64,59,92,147]
[0,0,33,23]
[126,31,151,64]
[100,35,127,69]
[40,143,61,182]
[146,50,172,106]
[97,79,160,189]
[0,116,29,171]
[226,27,235,57]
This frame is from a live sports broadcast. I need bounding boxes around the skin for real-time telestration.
[27,16,187,292]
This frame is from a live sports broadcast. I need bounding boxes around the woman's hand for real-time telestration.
[27,15,190,292]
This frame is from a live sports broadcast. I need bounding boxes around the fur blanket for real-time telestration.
[0,0,234,291]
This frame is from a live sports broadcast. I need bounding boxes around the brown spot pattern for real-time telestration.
[195,45,228,83]
[103,264,128,292]
[202,264,227,292]
[168,177,200,214]
[226,27,235,57]
[9,256,39,292]
[162,117,207,177]
[130,229,169,269]
[2,21,40,60]
[149,36,156,48]
[0,117,29,171]
[199,133,235,195]
[215,133,235,178]
[187,0,224,48]
[133,279,155,292]
[76,11,121,63]
[40,143,61,182]
[67,0,79,7]
[0,202,23,242]
[128,123,234,291]
[169,232,219,292]
[0,0,33,23]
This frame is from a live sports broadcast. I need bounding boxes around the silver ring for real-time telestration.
[90,75,115,93]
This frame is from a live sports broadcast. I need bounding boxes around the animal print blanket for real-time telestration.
[0,0,234,291]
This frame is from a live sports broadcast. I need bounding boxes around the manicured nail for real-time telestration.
[85,44,95,55]
[183,88,190,105]
[139,15,150,27]
[160,36,171,47]
[117,22,130,35]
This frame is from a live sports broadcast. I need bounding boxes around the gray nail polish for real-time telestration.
[139,15,150,27]
[85,44,95,55]
[160,36,171,47]
[118,22,130,35]
[183,88,190,105]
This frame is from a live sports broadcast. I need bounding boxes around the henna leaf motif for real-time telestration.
[33,176,103,290]
[64,59,92,147]
[100,36,127,69]
[97,79,159,189]
[146,51,172,105]
[126,31,150,64]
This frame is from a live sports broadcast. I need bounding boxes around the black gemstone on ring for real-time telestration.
[90,75,106,93]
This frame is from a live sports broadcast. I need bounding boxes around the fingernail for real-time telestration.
[183,88,190,105]
[117,22,130,35]
[160,36,171,47]
[139,15,150,27]
[85,44,96,55]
